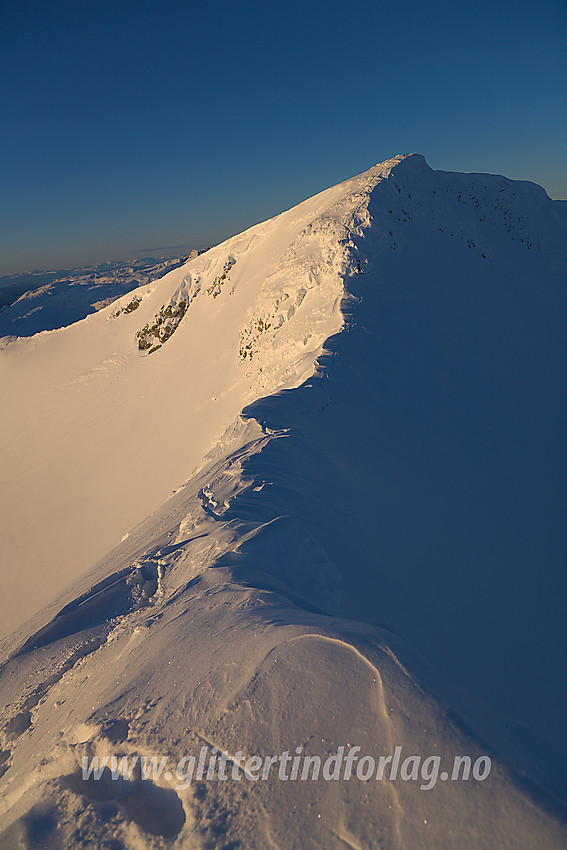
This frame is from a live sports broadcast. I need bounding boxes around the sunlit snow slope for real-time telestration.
[1,155,566,848]
[0,176,352,635]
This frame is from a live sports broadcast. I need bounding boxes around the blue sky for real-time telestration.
[1,0,566,275]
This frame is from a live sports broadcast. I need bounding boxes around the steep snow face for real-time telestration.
[1,155,567,848]
[0,159,391,637]
[238,160,567,786]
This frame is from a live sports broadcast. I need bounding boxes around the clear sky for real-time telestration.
[1,0,566,275]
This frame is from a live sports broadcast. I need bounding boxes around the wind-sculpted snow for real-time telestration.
[0,164,359,636]
[1,155,566,847]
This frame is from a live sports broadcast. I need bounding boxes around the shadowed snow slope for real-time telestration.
[1,154,566,848]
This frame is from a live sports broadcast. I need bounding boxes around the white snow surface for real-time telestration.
[1,154,566,848]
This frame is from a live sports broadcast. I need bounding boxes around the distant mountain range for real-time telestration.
[0,251,208,337]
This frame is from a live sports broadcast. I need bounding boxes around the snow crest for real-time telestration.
[1,155,567,848]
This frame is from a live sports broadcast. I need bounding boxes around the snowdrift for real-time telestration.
[1,154,566,848]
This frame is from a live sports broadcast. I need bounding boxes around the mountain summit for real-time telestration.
[1,156,566,848]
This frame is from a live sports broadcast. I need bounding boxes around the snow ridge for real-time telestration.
[1,155,567,848]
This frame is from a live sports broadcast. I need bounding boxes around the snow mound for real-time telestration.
[1,154,567,847]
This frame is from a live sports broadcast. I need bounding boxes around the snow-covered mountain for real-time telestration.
[1,154,566,848]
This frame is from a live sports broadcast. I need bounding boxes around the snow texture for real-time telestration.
[1,154,566,848]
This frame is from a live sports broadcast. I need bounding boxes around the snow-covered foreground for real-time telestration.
[1,155,566,848]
